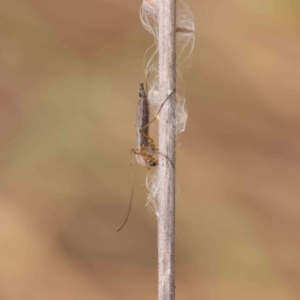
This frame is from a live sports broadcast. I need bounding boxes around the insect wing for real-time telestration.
[136,83,150,149]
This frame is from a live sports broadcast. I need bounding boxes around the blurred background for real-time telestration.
[1,0,300,299]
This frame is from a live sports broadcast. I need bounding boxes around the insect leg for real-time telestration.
[155,150,175,170]
[140,89,176,133]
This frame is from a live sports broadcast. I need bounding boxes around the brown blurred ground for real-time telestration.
[1,0,300,299]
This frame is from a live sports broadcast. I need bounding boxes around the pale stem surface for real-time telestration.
[158,1,176,300]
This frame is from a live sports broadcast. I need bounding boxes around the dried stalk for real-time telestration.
[157,1,176,300]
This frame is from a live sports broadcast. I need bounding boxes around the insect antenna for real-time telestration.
[117,150,135,232]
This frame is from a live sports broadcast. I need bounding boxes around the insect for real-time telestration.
[133,83,158,168]
[117,83,175,232]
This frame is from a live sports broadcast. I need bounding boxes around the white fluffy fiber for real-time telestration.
[140,0,195,214]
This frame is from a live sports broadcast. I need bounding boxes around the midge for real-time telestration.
[117,83,175,232]
[117,83,157,232]
[133,83,158,168]
[134,83,175,168]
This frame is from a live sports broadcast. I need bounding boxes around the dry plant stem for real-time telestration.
[158,1,176,300]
